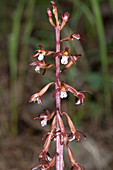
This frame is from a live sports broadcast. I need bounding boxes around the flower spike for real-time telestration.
[30,1,90,169]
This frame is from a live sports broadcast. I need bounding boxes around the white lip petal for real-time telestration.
[36,97,41,104]
[75,99,81,105]
[35,66,40,73]
[41,119,47,127]
[47,156,52,161]
[60,91,68,98]
[38,54,44,61]
[61,56,69,65]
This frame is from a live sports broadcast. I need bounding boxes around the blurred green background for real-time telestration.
[0,0,113,169]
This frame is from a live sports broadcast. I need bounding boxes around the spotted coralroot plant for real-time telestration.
[29,1,92,170]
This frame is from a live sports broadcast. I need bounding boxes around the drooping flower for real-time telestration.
[53,81,92,105]
[75,90,92,105]
[29,82,55,106]
[61,54,82,72]
[60,32,83,42]
[53,81,68,99]
[30,60,55,74]
[62,112,86,142]
[38,128,56,162]
[34,110,55,127]
[54,47,70,65]
[31,153,57,170]
[67,146,85,170]
[54,47,81,65]
[32,44,55,61]
[29,93,42,104]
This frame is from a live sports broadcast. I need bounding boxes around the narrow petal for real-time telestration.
[46,51,55,56]
[32,52,40,58]
[64,83,78,96]
[38,44,45,51]
[29,61,41,66]
[61,61,73,72]
[39,82,55,96]
[41,119,47,127]
[38,54,44,61]
[35,66,40,73]
[53,88,61,98]
[54,52,62,57]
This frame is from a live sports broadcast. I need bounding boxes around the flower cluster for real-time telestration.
[30,1,91,170]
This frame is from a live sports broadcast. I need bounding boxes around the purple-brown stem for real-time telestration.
[55,23,63,170]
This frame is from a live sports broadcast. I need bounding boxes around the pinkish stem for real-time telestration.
[55,24,63,170]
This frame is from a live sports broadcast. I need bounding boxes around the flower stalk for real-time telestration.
[55,21,63,170]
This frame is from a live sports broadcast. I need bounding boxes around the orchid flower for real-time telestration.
[62,112,86,142]
[29,82,55,106]
[38,128,55,162]
[30,60,55,74]
[53,81,69,99]
[52,81,80,101]
[60,33,83,42]
[32,44,55,61]
[75,90,93,105]
[31,153,57,170]
[67,146,85,170]
[53,81,92,105]
[61,54,82,72]
[54,48,82,66]
[34,110,55,127]
[54,47,81,65]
